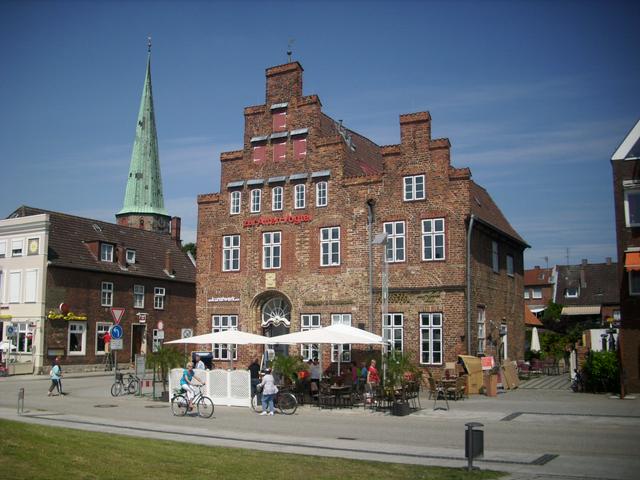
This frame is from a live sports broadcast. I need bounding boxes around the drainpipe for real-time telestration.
[367,200,375,333]
[466,215,475,355]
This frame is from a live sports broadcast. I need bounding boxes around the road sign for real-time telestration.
[110,338,123,350]
[111,325,123,339]
[110,307,125,324]
[6,325,15,336]
[181,328,192,339]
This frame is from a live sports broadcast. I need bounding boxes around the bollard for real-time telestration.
[17,387,25,415]
[465,422,484,471]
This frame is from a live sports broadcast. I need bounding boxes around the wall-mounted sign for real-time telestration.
[265,273,276,289]
[207,297,240,303]
[243,214,311,228]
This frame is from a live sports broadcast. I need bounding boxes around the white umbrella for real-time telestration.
[0,340,17,352]
[530,327,541,353]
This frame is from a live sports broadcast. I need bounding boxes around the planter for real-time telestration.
[485,374,498,397]
[392,401,411,416]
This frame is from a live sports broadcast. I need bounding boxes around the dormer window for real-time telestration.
[565,287,579,298]
[100,243,114,262]
[126,249,136,264]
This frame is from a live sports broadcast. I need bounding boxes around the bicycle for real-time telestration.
[251,386,298,415]
[110,372,140,396]
[171,384,214,418]
[571,369,584,393]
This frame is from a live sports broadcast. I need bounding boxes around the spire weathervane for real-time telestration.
[148,36,152,53]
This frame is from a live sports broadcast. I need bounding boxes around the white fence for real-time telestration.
[169,368,251,407]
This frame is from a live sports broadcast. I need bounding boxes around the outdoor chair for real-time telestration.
[318,383,336,409]
[427,376,449,410]
[517,361,531,379]
[530,358,543,375]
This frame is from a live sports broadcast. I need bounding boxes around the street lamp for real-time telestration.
[372,233,389,384]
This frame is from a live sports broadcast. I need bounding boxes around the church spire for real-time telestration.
[116,39,170,233]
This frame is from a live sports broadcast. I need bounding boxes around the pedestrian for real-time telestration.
[257,367,278,416]
[310,358,322,394]
[248,358,261,396]
[366,359,380,387]
[194,354,206,370]
[48,357,62,396]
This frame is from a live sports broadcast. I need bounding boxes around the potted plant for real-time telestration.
[146,347,186,401]
[271,355,307,386]
[386,351,422,415]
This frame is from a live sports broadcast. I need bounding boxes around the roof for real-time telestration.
[9,206,194,283]
[611,119,640,161]
[524,308,543,327]
[470,182,528,247]
[117,52,168,217]
[555,262,618,307]
[524,267,554,286]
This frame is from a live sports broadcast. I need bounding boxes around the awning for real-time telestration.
[525,308,543,327]
[561,305,601,316]
[529,307,546,313]
[625,252,640,271]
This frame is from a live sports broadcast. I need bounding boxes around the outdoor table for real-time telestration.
[330,385,352,408]
[439,378,458,400]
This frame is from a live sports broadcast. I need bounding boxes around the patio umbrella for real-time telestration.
[530,327,541,353]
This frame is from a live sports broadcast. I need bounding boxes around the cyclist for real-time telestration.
[180,362,205,409]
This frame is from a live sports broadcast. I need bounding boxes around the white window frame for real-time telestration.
[294,183,306,209]
[212,315,238,360]
[420,312,443,365]
[68,321,86,356]
[492,241,499,273]
[24,269,38,303]
[506,255,514,277]
[126,249,136,264]
[532,287,542,299]
[565,287,579,298]
[96,322,112,355]
[0,270,4,304]
[383,221,405,263]
[101,282,114,307]
[250,189,262,213]
[422,218,445,261]
[272,186,283,211]
[300,314,321,361]
[101,243,114,262]
[154,287,165,310]
[15,322,32,354]
[11,239,24,257]
[477,308,486,355]
[9,270,21,303]
[383,313,403,352]
[316,181,328,207]
[133,284,145,308]
[524,289,530,299]
[223,235,240,272]
[262,231,281,270]
[230,191,241,215]
[403,174,425,201]
[0,240,6,258]
[320,226,340,266]
[624,189,640,227]
[331,313,351,362]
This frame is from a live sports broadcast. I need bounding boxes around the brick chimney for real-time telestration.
[170,216,181,246]
[400,111,431,153]
[164,249,172,275]
[266,62,303,105]
[116,244,126,268]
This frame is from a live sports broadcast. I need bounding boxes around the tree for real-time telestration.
[541,301,563,330]
[182,242,196,259]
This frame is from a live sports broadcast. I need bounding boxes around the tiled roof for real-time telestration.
[9,206,195,283]
[524,267,554,286]
[470,182,528,247]
[555,262,618,306]
[524,308,543,327]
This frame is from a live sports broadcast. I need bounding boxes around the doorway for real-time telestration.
[131,324,147,362]
[261,296,290,357]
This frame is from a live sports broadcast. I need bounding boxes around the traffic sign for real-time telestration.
[111,325,123,339]
[110,307,125,324]
[110,338,123,350]
[6,325,15,337]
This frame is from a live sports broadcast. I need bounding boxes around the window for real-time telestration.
[631,271,640,296]
[492,241,499,272]
[477,308,486,355]
[133,284,145,308]
[154,287,165,310]
[420,312,443,364]
[422,218,445,261]
[524,289,530,299]
[126,249,136,264]
[101,282,114,307]
[624,189,640,227]
[565,287,579,298]
[383,313,403,352]
[68,322,86,355]
[0,240,6,258]
[331,313,351,362]
[384,221,405,263]
[96,323,112,354]
[532,287,542,299]
[316,181,328,207]
[24,269,37,303]
[272,186,283,211]
[0,270,4,303]
[15,323,32,354]
[320,227,340,266]
[9,271,21,303]
[403,174,425,201]
[212,315,238,360]
[507,255,514,276]
[223,235,240,272]
[273,139,287,162]
[262,231,281,269]
[230,191,241,215]
[294,184,306,209]
[11,239,24,257]
[101,243,114,262]
[300,314,321,360]
[252,144,266,163]
[272,111,287,132]
[250,189,262,213]
[293,137,307,160]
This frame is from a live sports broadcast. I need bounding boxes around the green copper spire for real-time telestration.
[118,41,169,218]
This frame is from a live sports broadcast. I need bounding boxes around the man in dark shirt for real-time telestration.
[248,358,261,395]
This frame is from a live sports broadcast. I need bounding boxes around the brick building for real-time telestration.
[524,266,555,315]
[196,62,527,373]
[611,118,640,393]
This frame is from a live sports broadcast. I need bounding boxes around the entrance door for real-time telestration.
[262,296,290,357]
[131,324,146,362]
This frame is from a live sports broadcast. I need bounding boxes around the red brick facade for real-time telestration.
[197,62,526,373]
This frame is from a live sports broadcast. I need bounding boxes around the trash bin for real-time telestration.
[465,422,484,470]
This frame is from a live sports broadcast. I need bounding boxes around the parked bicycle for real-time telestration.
[251,386,298,415]
[571,369,584,393]
[171,384,214,418]
[110,372,140,396]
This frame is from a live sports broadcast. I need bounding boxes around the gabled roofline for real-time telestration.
[611,119,640,161]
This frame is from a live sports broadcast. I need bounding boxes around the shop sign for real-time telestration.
[243,214,311,228]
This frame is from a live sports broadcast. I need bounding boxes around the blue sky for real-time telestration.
[1,0,638,269]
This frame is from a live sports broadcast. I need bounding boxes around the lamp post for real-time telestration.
[372,233,389,385]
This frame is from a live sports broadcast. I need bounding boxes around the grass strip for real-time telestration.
[0,418,504,480]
